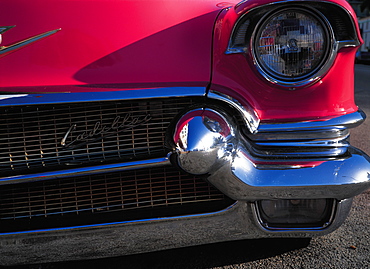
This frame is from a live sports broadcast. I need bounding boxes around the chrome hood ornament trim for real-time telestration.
[0,26,61,58]
[0,25,16,37]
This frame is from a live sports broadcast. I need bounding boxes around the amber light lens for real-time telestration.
[257,199,334,228]
[254,8,329,81]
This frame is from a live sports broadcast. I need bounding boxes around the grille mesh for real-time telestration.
[0,166,233,233]
[0,97,198,176]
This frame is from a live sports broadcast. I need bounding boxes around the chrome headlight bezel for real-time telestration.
[251,7,333,87]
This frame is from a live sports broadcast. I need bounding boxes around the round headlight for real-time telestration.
[253,8,330,84]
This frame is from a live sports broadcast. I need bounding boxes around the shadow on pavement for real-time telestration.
[8,238,311,269]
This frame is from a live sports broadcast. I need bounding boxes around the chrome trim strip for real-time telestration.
[0,28,61,58]
[225,47,246,54]
[0,157,170,185]
[0,94,28,101]
[338,40,361,48]
[0,86,206,106]
[257,110,366,133]
[250,144,349,158]
[208,90,260,133]
[0,25,15,36]
[0,202,238,236]
[246,110,364,158]
[250,128,349,141]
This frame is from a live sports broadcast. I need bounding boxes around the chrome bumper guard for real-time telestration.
[172,108,370,201]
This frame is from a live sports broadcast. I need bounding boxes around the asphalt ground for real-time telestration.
[3,64,370,269]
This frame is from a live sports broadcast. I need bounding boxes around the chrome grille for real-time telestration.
[0,166,233,233]
[0,97,198,176]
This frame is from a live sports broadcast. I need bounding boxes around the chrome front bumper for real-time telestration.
[207,146,370,200]
[172,107,370,201]
[0,199,353,265]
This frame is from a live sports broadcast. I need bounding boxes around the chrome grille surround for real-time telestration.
[0,96,201,176]
[0,88,235,233]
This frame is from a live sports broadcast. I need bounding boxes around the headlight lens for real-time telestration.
[254,8,329,82]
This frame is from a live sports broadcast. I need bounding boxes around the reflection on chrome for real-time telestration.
[208,90,260,134]
[173,108,237,175]
[0,94,28,101]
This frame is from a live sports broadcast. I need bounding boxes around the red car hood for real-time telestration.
[0,0,237,92]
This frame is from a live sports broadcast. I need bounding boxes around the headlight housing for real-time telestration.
[253,8,331,85]
[227,2,361,89]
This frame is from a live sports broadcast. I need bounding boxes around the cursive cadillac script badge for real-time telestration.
[61,114,151,149]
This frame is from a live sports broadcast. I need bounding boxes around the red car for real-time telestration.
[0,0,369,265]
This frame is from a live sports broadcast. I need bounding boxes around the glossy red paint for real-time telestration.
[0,0,234,91]
[211,0,361,121]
